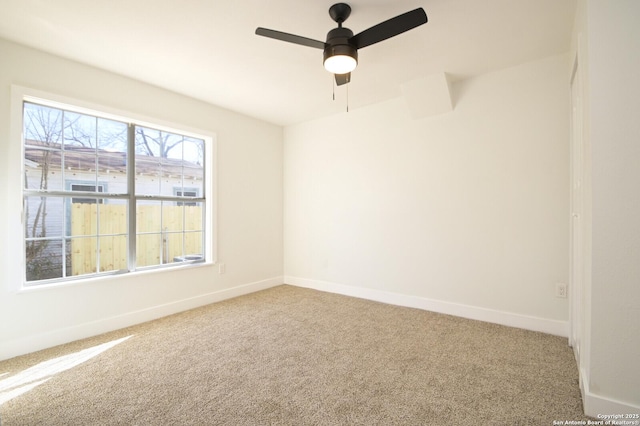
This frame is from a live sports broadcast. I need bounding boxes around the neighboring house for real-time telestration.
[24,140,203,196]
[23,140,204,281]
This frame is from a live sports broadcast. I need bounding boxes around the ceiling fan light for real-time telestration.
[324,54,357,74]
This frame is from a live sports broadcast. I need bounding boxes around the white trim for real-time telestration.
[0,276,283,361]
[16,85,212,141]
[10,84,219,288]
[8,85,26,293]
[284,276,568,337]
[580,368,640,417]
[207,129,217,266]
[15,261,214,294]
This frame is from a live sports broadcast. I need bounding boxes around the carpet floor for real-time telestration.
[0,285,591,425]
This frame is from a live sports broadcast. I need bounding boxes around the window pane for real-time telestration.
[163,133,184,161]
[170,233,203,263]
[99,235,127,273]
[184,137,204,165]
[97,118,128,194]
[98,200,127,236]
[70,198,127,234]
[184,231,203,259]
[70,201,97,237]
[97,118,127,152]
[67,201,128,275]
[64,111,97,149]
[166,233,185,264]
[24,196,64,239]
[182,165,204,200]
[137,201,162,233]
[69,236,98,276]
[135,126,204,197]
[24,148,63,190]
[135,127,163,196]
[24,102,62,147]
[183,163,204,181]
[180,137,204,197]
[65,152,97,180]
[184,202,203,232]
[163,204,184,232]
[97,157,124,195]
[163,174,184,197]
[136,233,162,267]
[135,126,162,157]
[26,239,63,282]
[135,159,162,196]
[160,134,185,195]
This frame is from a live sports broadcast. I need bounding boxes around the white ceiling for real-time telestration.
[0,0,576,126]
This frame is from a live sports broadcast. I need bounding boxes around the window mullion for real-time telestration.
[127,124,136,272]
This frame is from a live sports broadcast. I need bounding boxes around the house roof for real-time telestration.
[0,1,576,126]
[24,142,203,179]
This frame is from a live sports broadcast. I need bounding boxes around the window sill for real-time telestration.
[16,261,216,294]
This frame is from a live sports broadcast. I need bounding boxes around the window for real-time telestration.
[174,188,199,206]
[22,99,211,286]
[70,182,105,204]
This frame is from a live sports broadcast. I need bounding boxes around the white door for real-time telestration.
[569,56,584,361]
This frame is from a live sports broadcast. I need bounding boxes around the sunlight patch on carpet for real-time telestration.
[0,335,133,405]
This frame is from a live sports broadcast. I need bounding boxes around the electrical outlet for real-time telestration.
[556,283,568,298]
[218,263,225,274]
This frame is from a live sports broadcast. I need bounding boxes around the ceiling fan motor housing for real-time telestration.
[323,27,358,66]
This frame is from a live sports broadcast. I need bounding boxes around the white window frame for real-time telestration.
[9,85,217,291]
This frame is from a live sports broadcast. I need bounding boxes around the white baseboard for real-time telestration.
[284,276,568,337]
[1,276,283,361]
[580,368,640,417]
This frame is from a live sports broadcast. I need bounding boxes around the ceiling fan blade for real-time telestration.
[335,73,351,86]
[350,8,427,50]
[255,27,326,49]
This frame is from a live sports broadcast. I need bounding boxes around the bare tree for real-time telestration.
[23,104,94,279]
[24,104,62,274]
[136,128,183,158]
[135,128,204,165]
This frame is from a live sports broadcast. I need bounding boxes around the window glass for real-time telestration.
[24,196,64,239]
[22,99,209,286]
[97,118,128,194]
[64,111,97,149]
[26,240,63,282]
[24,148,62,190]
[24,103,62,146]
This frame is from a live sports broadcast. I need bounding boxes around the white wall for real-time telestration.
[571,0,640,414]
[0,38,284,360]
[284,54,570,334]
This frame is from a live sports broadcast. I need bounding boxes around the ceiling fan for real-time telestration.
[255,3,428,86]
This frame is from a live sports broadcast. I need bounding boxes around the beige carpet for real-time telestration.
[0,285,590,425]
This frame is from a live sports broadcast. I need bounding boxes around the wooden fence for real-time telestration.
[71,203,203,275]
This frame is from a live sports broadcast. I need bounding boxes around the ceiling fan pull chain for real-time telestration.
[347,83,349,113]
[332,74,336,100]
